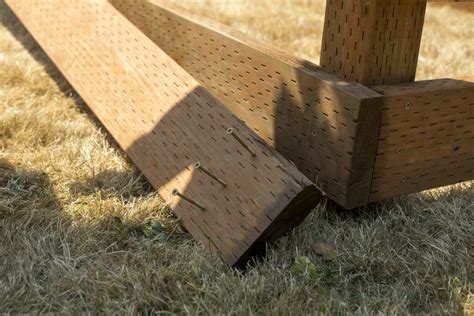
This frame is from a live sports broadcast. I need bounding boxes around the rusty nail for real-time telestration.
[195,162,227,187]
[172,188,206,211]
[226,127,257,157]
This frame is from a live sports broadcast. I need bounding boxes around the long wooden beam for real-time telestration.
[6,0,323,266]
[370,77,474,201]
[110,0,384,209]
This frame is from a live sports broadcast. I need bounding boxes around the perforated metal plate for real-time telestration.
[110,0,383,208]
[6,0,322,266]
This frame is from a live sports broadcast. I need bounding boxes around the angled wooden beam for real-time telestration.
[370,77,474,201]
[6,0,322,266]
[320,0,427,85]
[111,0,384,209]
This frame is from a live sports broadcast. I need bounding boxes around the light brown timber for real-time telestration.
[320,0,427,86]
[370,77,474,201]
[110,0,384,209]
[6,0,323,266]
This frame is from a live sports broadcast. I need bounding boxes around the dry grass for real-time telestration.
[1,0,473,314]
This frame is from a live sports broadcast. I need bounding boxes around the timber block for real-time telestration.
[370,77,474,201]
[320,0,427,85]
[110,0,384,209]
[6,0,322,266]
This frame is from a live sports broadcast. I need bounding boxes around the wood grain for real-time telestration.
[320,0,427,85]
[6,0,322,266]
[110,0,384,209]
[370,77,474,201]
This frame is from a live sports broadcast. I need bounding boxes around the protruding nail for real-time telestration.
[172,188,206,211]
[195,162,227,187]
[226,127,256,157]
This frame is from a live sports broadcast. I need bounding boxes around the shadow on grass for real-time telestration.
[0,159,59,218]
[0,157,183,244]
[68,169,155,201]
[0,158,193,313]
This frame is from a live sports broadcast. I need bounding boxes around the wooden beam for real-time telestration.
[6,0,323,266]
[370,77,474,201]
[111,0,384,209]
[320,0,427,85]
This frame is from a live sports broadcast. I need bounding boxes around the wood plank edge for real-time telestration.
[233,185,322,268]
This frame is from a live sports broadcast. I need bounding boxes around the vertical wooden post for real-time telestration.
[320,0,427,86]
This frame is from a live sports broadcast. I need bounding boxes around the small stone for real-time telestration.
[311,240,336,261]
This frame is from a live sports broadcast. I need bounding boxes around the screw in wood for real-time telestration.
[172,188,206,211]
[405,102,411,110]
[226,127,257,157]
[400,176,406,183]
[194,162,227,187]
